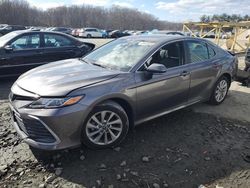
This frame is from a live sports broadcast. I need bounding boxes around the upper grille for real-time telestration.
[9,92,35,101]
[10,84,39,102]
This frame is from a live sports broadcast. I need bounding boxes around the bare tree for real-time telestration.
[0,0,182,30]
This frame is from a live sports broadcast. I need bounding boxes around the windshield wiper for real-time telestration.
[91,63,107,69]
[80,58,107,69]
[79,58,89,64]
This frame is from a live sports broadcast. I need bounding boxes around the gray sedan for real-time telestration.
[9,35,238,150]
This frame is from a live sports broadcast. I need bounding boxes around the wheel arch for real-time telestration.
[92,96,135,129]
[221,72,232,87]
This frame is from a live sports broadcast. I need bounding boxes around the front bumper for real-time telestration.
[9,102,90,150]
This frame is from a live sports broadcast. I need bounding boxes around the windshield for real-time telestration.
[0,32,19,47]
[83,38,156,72]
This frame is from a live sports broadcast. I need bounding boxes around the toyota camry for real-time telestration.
[9,35,238,150]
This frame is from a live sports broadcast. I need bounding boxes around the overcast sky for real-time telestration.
[27,0,250,22]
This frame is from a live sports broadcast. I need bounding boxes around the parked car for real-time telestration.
[106,29,114,38]
[166,31,185,36]
[0,30,95,77]
[43,27,54,31]
[100,30,108,38]
[50,27,72,35]
[9,35,237,150]
[79,28,104,38]
[71,28,80,37]
[28,27,42,31]
[0,25,26,36]
[109,30,130,38]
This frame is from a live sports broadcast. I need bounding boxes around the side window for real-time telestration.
[44,34,74,47]
[186,41,209,63]
[10,34,40,50]
[207,45,216,58]
[144,42,183,69]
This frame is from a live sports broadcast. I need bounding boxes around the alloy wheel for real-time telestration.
[215,79,228,103]
[86,110,123,145]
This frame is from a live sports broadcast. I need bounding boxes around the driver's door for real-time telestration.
[0,33,43,77]
[135,41,191,122]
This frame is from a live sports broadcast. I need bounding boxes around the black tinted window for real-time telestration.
[44,34,74,47]
[186,41,209,63]
[146,42,183,69]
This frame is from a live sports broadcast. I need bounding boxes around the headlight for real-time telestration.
[28,96,83,109]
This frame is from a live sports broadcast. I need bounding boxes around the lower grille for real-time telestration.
[13,112,56,143]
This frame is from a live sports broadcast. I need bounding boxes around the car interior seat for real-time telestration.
[159,46,180,68]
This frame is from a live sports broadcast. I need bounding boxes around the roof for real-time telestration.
[11,30,70,36]
[120,34,188,43]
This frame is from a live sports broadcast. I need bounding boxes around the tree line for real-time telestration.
[0,0,182,30]
[200,13,250,23]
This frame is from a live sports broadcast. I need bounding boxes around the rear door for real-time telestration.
[0,33,43,77]
[184,40,220,103]
[40,33,80,62]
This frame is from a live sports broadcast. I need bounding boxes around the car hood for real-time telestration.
[15,59,120,96]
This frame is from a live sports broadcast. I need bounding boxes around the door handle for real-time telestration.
[180,71,190,77]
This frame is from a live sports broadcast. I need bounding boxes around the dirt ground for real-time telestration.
[0,45,250,188]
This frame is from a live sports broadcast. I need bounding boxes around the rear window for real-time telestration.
[186,41,209,63]
[208,45,216,58]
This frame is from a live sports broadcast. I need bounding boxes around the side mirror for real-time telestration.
[4,45,13,52]
[146,63,167,74]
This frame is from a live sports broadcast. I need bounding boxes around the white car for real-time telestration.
[79,28,104,38]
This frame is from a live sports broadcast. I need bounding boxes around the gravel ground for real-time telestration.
[0,96,250,188]
[0,40,249,188]
[0,79,250,188]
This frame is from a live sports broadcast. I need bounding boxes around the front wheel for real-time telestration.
[81,101,129,149]
[208,76,230,105]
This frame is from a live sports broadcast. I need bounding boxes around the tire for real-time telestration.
[87,34,91,38]
[81,101,129,149]
[208,76,230,105]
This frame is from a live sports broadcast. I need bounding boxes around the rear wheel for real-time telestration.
[81,101,129,149]
[208,76,230,105]
[87,34,91,38]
